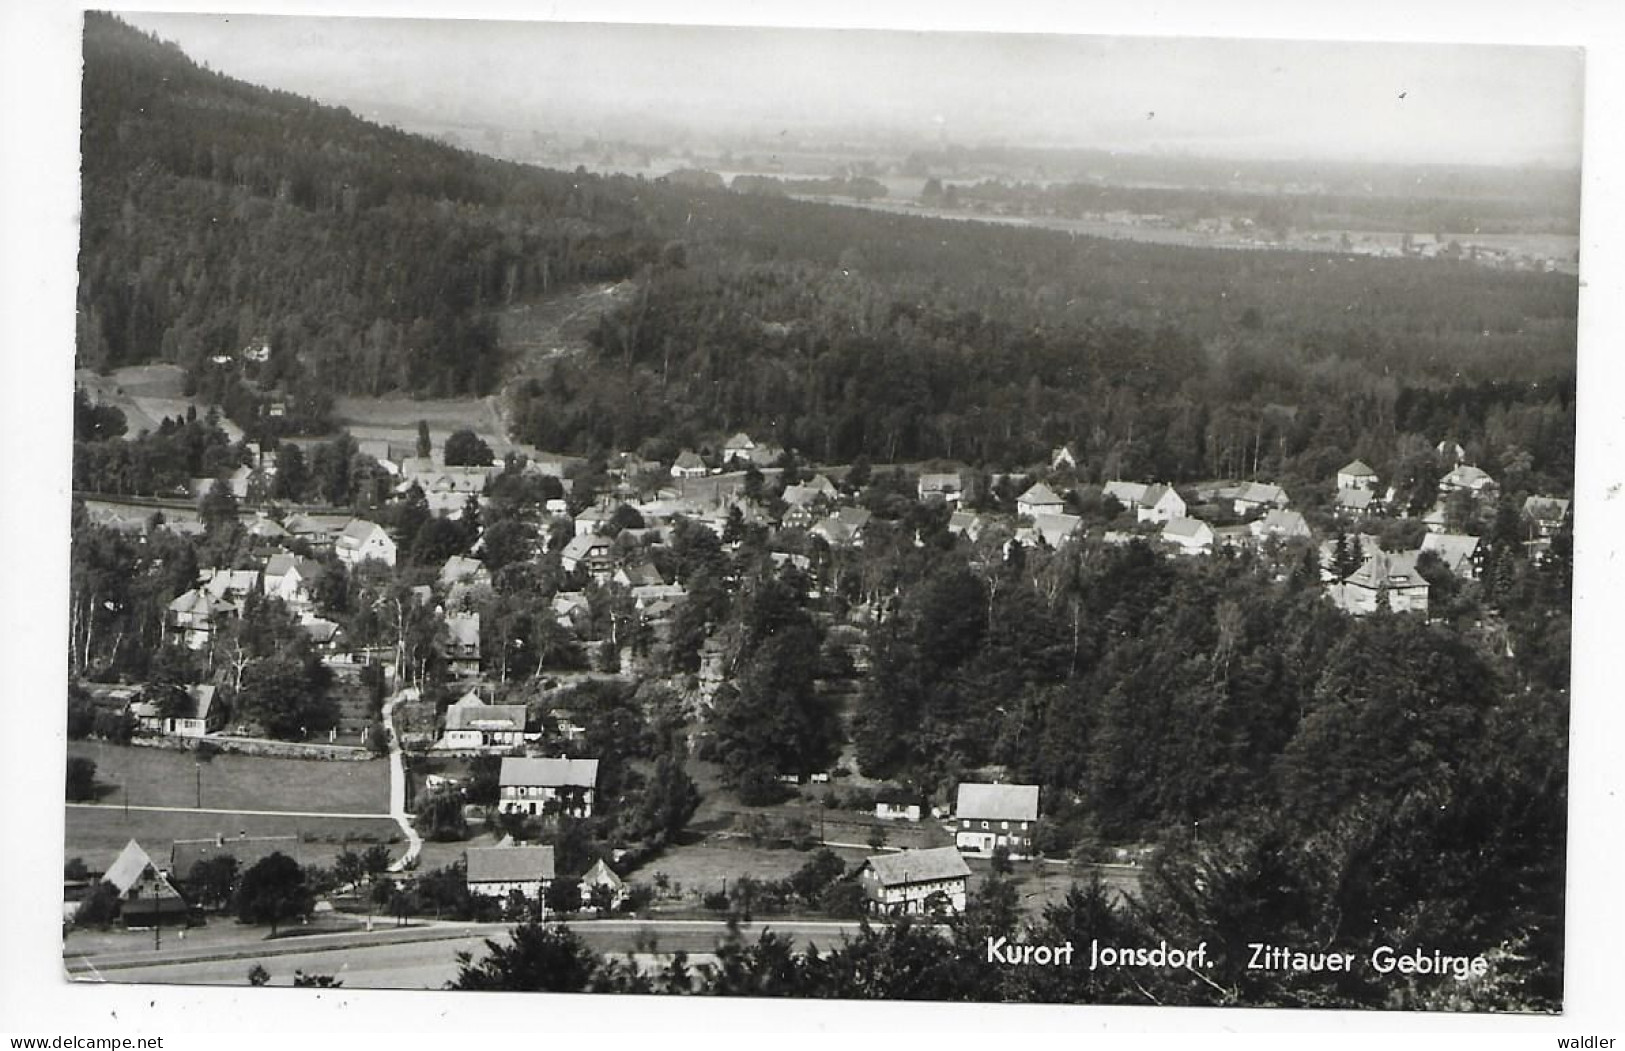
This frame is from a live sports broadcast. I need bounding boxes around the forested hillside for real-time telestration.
[77,13,665,416]
[513,185,1576,487]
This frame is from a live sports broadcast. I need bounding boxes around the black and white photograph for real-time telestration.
[4,0,1622,1039]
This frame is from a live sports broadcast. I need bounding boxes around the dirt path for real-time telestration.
[382,687,423,871]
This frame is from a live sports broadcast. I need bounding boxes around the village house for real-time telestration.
[560,533,615,577]
[1137,484,1188,525]
[721,432,757,465]
[1438,464,1498,497]
[1337,459,1379,491]
[283,513,352,552]
[581,858,629,911]
[947,510,989,543]
[918,472,966,505]
[572,503,616,537]
[671,450,709,479]
[93,840,190,927]
[1251,508,1312,542]
[465,843,556,900]
[811,506,872,548]
[440,554,490,591]
[1522,495,1571,538]
[780,483,831,528]
[954,782,1040,859]
[262,553,323,611]
[443,612,481,679]
[1230,481,1291,516]
[498,757,601,818]
[858,846,971,917]
[437,689,527,750]
[245,514,289,543]
[201,568,260,604]
[874,799,925,823]
[1017,512,1082,549]
[1050,444,1080,471]
[1102,480,1149,512]
[1329,550,1430,616]
[1335,487,1377,518]
[1161,516,1215,555]
[166,588,236,650]
[613,561,665,589]
[1420,532,1482,579]
[132,684,222,738]
[1016,481,1065,518]
[335,519,397,567]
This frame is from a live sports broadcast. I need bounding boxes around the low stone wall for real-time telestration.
[131,734,376,762]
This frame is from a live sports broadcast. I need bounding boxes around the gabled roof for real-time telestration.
[723,432,756,451]
[167,588,233,617]
[616,561,665,588]
[1234,481,1288,505]
[1255,509,1310,537]
[339,518,388,546]
[500,757,600,789]
[582,858,625,890]
[804,474,839,496]
[264,553,321,580]
[864,846,970,888]
[1017,481,1063,507]
[1024,513,1083,547]
[955,782,1040,822]
[561,533,612,561]
[1441,464,1495,489]
[919,472,963,490]
[104,839,162,895]
[1162,516,1214,541]
[202,568,259,599]
[1142,483,1182,509]
[673,450,707,470]
[466,844,556,884]
[1339,459,1377,477]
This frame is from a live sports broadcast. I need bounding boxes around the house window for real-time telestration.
[980,821,988,830]
[1001,821,1009,831]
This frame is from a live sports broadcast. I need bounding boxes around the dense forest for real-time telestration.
[77,12,666,408]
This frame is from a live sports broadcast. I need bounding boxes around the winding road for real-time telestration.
[381,685,423,872]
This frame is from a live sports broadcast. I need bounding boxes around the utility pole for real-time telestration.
[152,878,161,952]
[195,762,202,809]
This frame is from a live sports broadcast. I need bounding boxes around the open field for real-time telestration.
[68,740,390,815]
[629,839,872,903]
[330,394,506,453]
[75,364,247,441]
[65,806,402,869]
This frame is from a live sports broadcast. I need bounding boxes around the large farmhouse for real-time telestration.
[954,782,1040,859]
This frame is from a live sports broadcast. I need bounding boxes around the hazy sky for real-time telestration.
[118,11,1583,167]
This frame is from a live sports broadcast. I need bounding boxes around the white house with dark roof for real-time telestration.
[466,843,556,900]
[954,782,1040,859]
[1137,484,1187,525]
[335,519,396,567]
[560,533,615,576]
[1337,460,1379,491]
[498,757,600,818]
[1016,481,1065,518]
[858,846,971,916]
